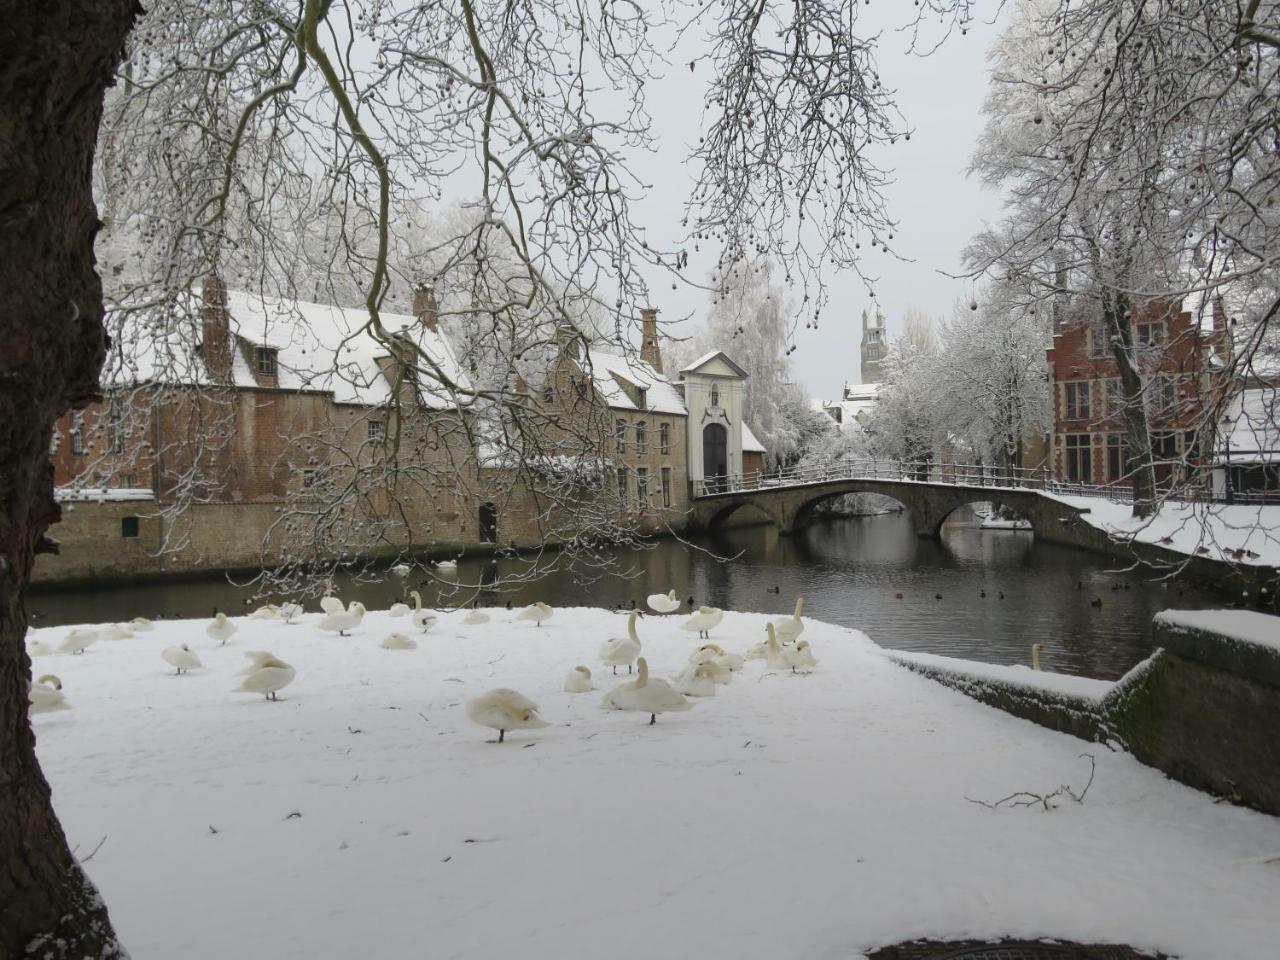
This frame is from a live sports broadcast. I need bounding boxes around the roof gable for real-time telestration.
[679,350,748,379]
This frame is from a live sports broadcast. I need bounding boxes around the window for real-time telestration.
[616,466,628,502]
[1152,431,1178,459]
[1105,435,1127,483]
[1106,379,1125,418]
[302,469,317,489]
[636,387,647,410]
[636,467,648,505]
[71,430,84,455]
[120,473,137,489]
[710,384,720,408]
[367,419,385,441]
[121,516,139,539]
[659,422,670,455]
[109,421,124,454]
[1064,434,1092,483]
[635,421,647,454]
[255,346,278,377]
[1183,430,1200,461]
[1137,322,1165,348]
[1154,376,1177,415]
[1087,323,1110,358]
[661,466,672,507]
[1064,381,1091,421]
[615,419,626,454]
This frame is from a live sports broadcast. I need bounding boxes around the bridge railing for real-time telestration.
[695,458,1055,497]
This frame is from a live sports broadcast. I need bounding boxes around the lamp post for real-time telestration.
[1221,412,1235,504]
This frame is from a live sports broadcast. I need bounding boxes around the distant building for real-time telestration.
[860,301,887,384]
[1211,387,1280,500]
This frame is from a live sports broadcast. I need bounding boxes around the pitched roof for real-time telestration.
[741,422,766,453]
[679,350,749,379]
[1214,387,1280,464]
[581,347,687,415]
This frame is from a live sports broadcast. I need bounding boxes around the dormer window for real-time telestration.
[255,346,278,377]
[710,384,720,408]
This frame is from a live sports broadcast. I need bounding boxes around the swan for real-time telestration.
[605,657,693,725]
[563,665,594,693]
[29,675,69,713]
[716,652,745,673]
[129,617,154,631]
[788,639,818,673]
[465,688,550,743]
[646,589,681,614]
[318,601,366,636]
[59,629,98,655]
[161,643,203,675]
[235,651,296,701]
[100,623,134,642]
[680,606,723,640]
[765,624,790,670]
[390,562,412,578]
[278,602,303,624]
[462,607,491,625]
[515,601,553,627]
[319,595,346,616]
[26,639,57,657]
[1031,643,1044,671]
[249,605,281,621]
[388,600,410,618]
[408,591,437,632]
[381,632,418,650]
[773,597,805,645]
[206,612,238,646]
[744,638,769,661]
[671,662,717,698]
[702,657,732,685]
[435,557,459,571]
[599,610,642,674]
[688,643,725,665]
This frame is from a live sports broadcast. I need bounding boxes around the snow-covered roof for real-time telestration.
[107,289,471,410]
[1213,387,1279,464]
[581,348,687,415]
[679,350,749,379]
[742,423,765,453]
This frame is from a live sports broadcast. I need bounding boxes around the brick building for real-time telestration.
[1045,300,1221,487]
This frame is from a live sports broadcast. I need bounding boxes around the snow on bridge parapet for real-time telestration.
[55,486,155,503]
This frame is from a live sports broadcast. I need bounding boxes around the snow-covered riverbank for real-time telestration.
[27,607,1280,959]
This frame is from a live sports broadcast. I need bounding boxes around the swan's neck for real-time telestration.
[667,590,676,601]
[793,597,805,620]
[636,658,649,687]
[410,591,422,611]
[628,611,640,641]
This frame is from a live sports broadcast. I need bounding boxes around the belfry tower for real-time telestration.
[860,301,887,384]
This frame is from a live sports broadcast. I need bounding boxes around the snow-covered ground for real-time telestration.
[27,607,1280,959]
[1051,493,1280,567]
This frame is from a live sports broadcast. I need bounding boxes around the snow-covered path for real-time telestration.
[28,608,1280,959]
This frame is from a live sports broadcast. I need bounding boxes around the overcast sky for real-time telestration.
[629,4,1010,400]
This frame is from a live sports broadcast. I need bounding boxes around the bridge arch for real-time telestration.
[934,499,1036,539]
[703,498,785,530]
[789,489,911,531]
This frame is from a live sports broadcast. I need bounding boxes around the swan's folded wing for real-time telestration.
[319,596,344,616]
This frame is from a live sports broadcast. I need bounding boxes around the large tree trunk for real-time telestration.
[0,1,138,955]
[1104,291,1159,519]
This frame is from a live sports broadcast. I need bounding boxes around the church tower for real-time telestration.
[860,301,887,384]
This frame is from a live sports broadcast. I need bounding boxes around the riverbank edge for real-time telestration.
[886,609,1280,817]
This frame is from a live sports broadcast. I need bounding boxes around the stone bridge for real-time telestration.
[687,463,1096,544]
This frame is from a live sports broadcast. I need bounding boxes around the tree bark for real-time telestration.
[0,1,138,955]
[1103,290,1159,519]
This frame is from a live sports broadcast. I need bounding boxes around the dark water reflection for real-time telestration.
[30,510,1218,680]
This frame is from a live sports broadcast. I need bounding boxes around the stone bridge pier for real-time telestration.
[688,478,1097,546]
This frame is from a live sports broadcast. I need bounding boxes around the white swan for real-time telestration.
[234,652,296,701]
[129,617,155,631]
[515,601,553,627]
[688,642,725,665]
[773,597,806,645]
[744,638,769,661]
[462,607,491,625]
[319,595,345,616]
[100,623,134,642]
[381,632,418,650]
[765,624,789,670]
[563,665,594,693]
[788,639,818,673]
[680,606,723,640]
[278,602,303,624]
[59,629,98,655]
[249,604,281,621]
[388,600,410,618]
[26,639,57,657]
[390,562,412,578]
[1031,643,1044,671]
[716,652,745,673]
[599,610,642,674]
[408,591,437,632]
[671,662,717,697]
[206,612,238,646]
[435,557,459,571]
[29,674,69,714]
[162,643,203,675]
[604,657,693,725]
[646,589,681,614]
[465,688,550,743]
[318,601,366,636]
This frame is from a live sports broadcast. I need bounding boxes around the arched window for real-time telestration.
[710,384,720,408]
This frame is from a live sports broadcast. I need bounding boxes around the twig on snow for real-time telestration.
[967,754,1097,811]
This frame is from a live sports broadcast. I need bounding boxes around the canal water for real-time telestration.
[29,508,1222,680]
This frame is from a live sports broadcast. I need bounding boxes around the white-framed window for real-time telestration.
[120,473,137,489]
[255,346,278,376]
[1064,381,1091,421]
[636,467,648,505]
[1154,375,1177,415]
[615,419,627,454]
[635,421,647,454]
[71,430,84,455]
[616,466,627,502]
[1105,434,1127,483]
[1137,322,1165,348]
[1064,434,1092,483]
[661,466,672,507]
[659,422,670,455]
[368,419,385,441]
[1105,379,1124,418]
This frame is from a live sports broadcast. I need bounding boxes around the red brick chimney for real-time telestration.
[640,307,662,374]
[201,272,232,382]
[413,281,438,333]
